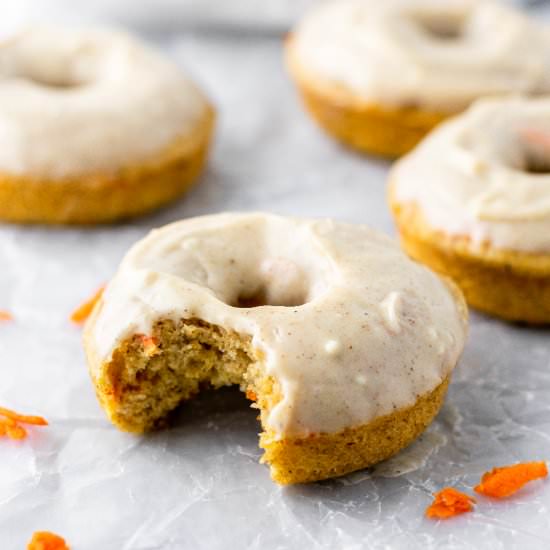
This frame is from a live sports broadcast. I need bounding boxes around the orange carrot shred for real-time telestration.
[246,389,257,401]
[426,487,476,519]
[0,407,47,440]
[475,462,548,498]
[0,310,12,322]
[6,422,27,440]
[0,418,26,440]
[70,285,105,324]
[138,335,160,357]
[27,531,69,550]
[0,406,48,426]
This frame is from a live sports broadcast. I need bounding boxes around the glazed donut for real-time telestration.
[0,27,214,224]
[286,0,550,157]
[390,97,550,323]
[84,212,467,484]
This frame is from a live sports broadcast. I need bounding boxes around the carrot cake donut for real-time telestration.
[286,0,550,157]
[0,27,214,224]
[390,97,550,323]
[84,212,467,484]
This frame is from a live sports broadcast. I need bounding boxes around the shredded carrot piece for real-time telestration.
[0,407,47,440]
[138,335,160,357]
[4,421,27,440]
[246,389,257,401]
[0,406,48,426]
[70,285,105,324]
[475,462,548,498]
[0,418,27,440]
[521,128,550,149]
[0,310,12,322]
[426,487,476,519]
[27,531,69,550]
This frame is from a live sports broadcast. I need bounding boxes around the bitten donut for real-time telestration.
[286,0,550,157]
[84,212,467,484]
[0,27,214,224]
[390,97,550,323]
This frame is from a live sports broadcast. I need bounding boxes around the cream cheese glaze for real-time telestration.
[291,0,550,111]
[391,97,550,253]
[87,213,467,437]
[0,27,209,178]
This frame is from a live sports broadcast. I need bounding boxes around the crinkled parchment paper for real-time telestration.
[0,32,549,550]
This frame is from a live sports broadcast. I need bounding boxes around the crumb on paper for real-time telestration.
[27,531,69,550]
[0,310,12,322]
[426,487,476,519]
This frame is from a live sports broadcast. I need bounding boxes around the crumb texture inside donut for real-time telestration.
[99,318,278,433]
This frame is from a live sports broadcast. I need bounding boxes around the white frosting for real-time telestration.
[87,213,467,437]
[391,97,550,253]
[291,0,550,111]
[0,27,210,178]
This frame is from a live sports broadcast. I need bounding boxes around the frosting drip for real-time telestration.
[291,0,550,111]
[392,97,550,253]
[88,213,467,437]
[0,27,210,178]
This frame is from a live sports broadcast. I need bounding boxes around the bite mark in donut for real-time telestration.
[84,213,467,484]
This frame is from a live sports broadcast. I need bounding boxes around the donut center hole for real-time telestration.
[234,285,307,309]
[229,255,315,308]
[518,130,550,174]
[27,73,85,89]
[522,153,550,174]
[414,15,465,41]
[145,219,335,311]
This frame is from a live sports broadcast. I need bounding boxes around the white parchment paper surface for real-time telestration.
[0,31,549,550]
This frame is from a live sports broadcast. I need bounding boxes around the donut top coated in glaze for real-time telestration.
[290,0,550,112]
[391,97,550,253]
[0,26,210,178]
[87,213,467,438]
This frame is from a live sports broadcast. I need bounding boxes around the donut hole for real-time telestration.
[522,153,550,174]
[412,14,465,41]
[30,76,84,89]
[24,71,87,90]
[144,218,335,310]
[234,283,307,309]
[231,255,317,308]
[517,130,550,174]
[6,32,103,91]
[235,289,271,308]
[10,59,92,90]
